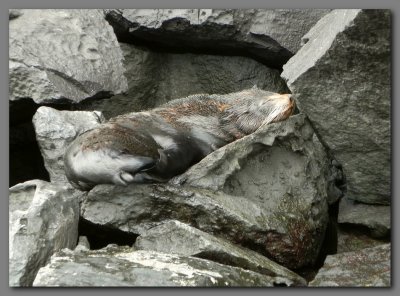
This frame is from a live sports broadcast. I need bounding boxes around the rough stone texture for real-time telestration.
[135,220,306,286]
[172,113,335,202]
[81,114,332,269]
[309,244,391,287]
[281,9,391,205]
[338,197,390,238]
[337,228,388,254]
[33,106,105,185]
[80,43,289,119]
[9,9,128,104]
[249,9,331,54]
[33,246,284,287]
[105,9,329,69]
[9,180,81,287]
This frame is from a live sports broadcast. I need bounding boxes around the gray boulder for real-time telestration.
[281,9,391,205]
[309,244,391,287]
[33,106,105,185]
[9,9,127,104]
[33,246,286,287]
[81,114,332,269]
[135,220,306,286]
[105,9,329,69]
[338,197,390,238]
[9,180,81,287]
[81,43,289,119]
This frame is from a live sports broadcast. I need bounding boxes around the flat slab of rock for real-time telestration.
[9,9,127,104]
[33,106,105,184]
[105,9,329,68]
[33,246,286,287]
[337,228,387,254]
[281,9,391,205]
[338,197,390,238]
[9,180,81,286]
[135,220,306,286]
[309,244,391,287]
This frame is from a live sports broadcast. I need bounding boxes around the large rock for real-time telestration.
[9,180,81,287]
[281,9,391,205]
[80,43,289,119]
[9,9,128,104]
[81,114,333,269]
[338,197,390,238]
[309,244,391,287]
[32,106,105,184]
[135,220,306,286]
[105,9,329,69]
[33,246,286,287]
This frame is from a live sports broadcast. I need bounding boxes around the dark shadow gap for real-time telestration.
[78,218,138,250]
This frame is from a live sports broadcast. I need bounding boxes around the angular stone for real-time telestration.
[135,220,306,286]
[33,246,285,287]
[9,9,127,104]
[338,197,390,238]
[309,244,391,287]
[281,9,391,205]
[32,106,105,184]
[81,115,333,269]
[9,180,81,287]
[105,9,329,69]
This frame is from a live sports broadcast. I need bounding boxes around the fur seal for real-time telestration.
[64,88,295,190]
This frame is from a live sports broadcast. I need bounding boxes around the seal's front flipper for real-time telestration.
[121,156,156,173]
[112,156,157,186]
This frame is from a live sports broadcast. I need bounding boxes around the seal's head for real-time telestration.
[221,92,295,136]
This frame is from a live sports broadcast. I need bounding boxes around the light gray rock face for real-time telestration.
[309,244,391,287]
[338,197,390,238]
[9,180,81,287]
[135,220,306,286]
[249,9,331,54]
[9,9,128,104]
[81,43,289,119]
[81,114,332,269]
[105,9,329,69]
[281,9,391,205]
[33,246,285,287]
[32,106,105,184]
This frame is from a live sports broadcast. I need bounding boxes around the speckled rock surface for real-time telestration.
[135,220,306,286]
[337,228,388,254]
[309,244,391,287]
[33,246,285,287]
